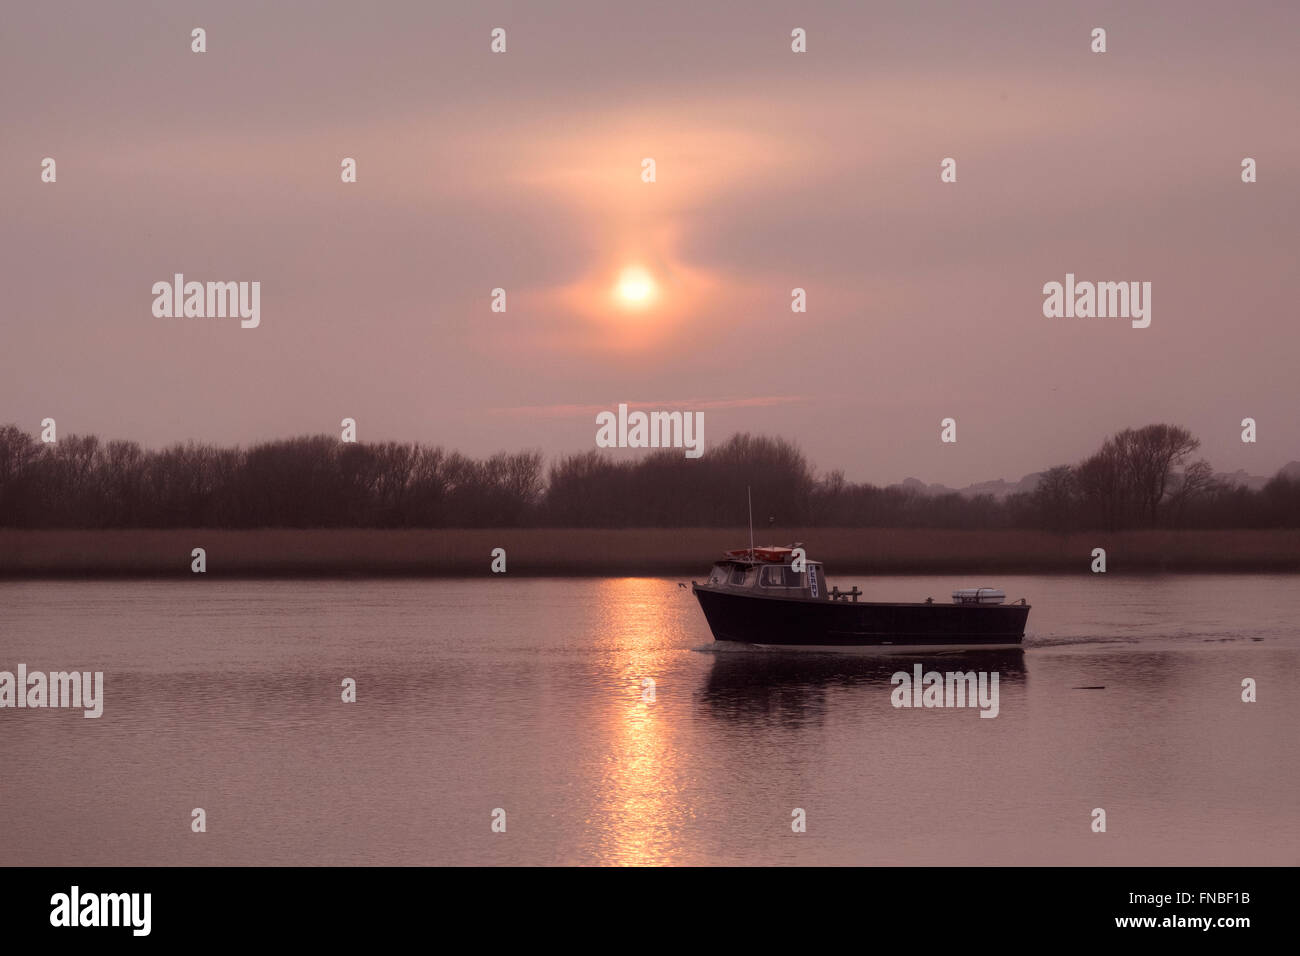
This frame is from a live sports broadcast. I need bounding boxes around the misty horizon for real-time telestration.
[4,419,1297,494]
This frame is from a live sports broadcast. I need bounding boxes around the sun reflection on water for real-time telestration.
[587,577,694,866]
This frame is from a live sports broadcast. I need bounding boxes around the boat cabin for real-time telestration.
[703,546,827,601]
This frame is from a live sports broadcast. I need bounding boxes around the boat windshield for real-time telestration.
[760,564,807,589]
[728,565,760,588]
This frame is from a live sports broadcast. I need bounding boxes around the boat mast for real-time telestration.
[747,485,755,560]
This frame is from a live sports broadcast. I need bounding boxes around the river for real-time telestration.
[1,574,1296,865]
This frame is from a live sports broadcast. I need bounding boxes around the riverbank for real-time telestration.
[1,528,1297,577]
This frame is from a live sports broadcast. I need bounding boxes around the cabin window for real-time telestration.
[708,565,729,586]
[760,565,806,588]
[729,566,759,587]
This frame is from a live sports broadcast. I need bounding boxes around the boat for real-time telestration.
[692,545,1030,649]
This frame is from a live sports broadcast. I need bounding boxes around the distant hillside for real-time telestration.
[890,462,1300,500]
[890,473,1043,499]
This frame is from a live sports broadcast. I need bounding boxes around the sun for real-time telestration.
[614,266,657,308]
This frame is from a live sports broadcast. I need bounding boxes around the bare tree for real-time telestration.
[1114,425,1202,525]
[1031,464,1078,532]
[1166,458,1219,525]
[1076,440,1127,530]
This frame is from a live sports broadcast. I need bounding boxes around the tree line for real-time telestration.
[0,423,1296,529]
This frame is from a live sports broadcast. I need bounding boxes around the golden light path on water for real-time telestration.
[587,577,694,866]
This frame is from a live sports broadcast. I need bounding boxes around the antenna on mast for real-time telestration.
[747,485,755,560]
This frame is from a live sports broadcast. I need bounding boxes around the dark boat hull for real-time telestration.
[693,585,1029,648]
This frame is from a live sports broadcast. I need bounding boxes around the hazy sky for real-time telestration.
[3,1,1297,486]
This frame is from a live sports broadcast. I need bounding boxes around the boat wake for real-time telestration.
[694,631,1269,654]
[690,641,1022,656]
[1024,631,1267,649]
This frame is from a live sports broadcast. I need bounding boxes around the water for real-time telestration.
[1,574,1297,866]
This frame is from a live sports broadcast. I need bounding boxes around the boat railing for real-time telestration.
[830,586,861,603]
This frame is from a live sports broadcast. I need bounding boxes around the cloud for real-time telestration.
[493,395,807,418]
